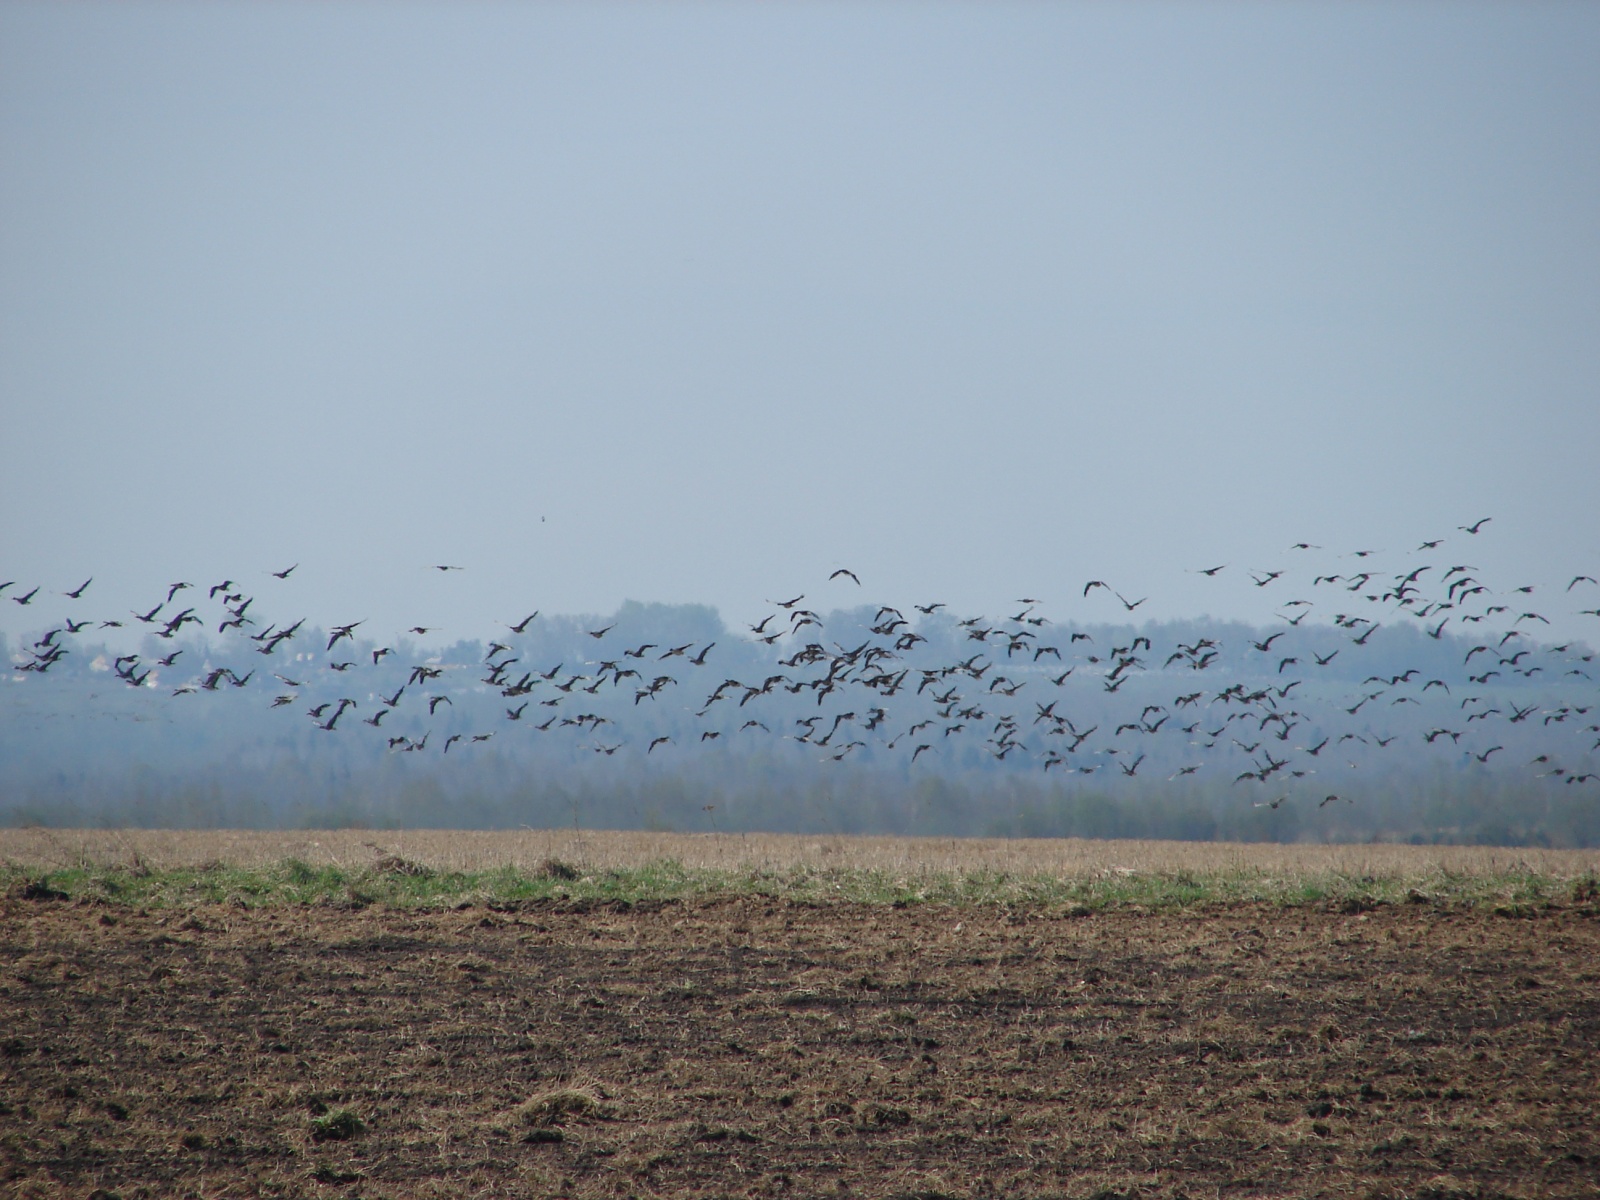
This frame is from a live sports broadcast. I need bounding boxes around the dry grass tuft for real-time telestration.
[368,853,432,878]
[512,1084,614,1126]
[5,827,1597,881]
[535,856,581,881]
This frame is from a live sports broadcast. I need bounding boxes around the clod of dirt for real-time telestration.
[12,878,69,901]
[1335,896,1380,914]
[310,1164,365,1184]
[862,1103,912,1129]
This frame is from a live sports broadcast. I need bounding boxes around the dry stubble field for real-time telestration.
[2,831,1599,1200]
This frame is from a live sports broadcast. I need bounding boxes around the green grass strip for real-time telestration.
[4,856,1596,913]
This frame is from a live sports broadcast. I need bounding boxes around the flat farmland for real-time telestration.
[3,832,1599,1199]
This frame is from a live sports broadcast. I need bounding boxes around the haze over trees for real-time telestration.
[4,551,1596,845]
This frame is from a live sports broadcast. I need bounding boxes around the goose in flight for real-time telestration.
[327,621,364,651]
[830,568,861,585]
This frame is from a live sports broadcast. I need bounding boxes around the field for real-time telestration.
[3,832,1599,1199]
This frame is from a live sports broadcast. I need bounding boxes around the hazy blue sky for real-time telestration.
[2,3,1597,644]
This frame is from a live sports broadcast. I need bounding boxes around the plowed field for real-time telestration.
[3,890,1598,1199]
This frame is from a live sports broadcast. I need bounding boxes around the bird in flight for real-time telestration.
[63,578,92,599]
[271,564,298,580]
[327,621,363,651]
[588,623,616,639]
[830,568,861,585]
[1459,518,1491,534]
[433,565,463,571]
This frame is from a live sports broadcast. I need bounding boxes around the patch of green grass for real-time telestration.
[2,856,1591,912]
[309,1107,365,1142]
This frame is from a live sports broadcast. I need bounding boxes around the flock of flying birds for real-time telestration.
[5,517,1599,806]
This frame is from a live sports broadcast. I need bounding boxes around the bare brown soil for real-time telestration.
[3,893,1598,1200]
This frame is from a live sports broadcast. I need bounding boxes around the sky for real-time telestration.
[2,2,1598,647]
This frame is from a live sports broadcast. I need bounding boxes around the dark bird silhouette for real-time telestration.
[63,578,92,599]
[327,621,364,651]
[830,568,861,585]
[1459,518,1491,534]
[13,586,41,605]
[1114,591,1147,612]
[588,623,616,639]
[271,564,298,579]
[508,612,540,634]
